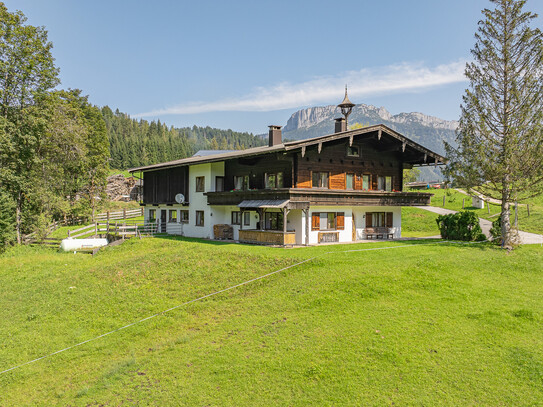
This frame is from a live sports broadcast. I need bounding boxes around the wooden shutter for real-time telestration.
[311,212,320,230]
[366,212,373,228]
[386,212,393,228]
[336,212,344,230]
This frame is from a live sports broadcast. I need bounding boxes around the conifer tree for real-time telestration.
[445,0,543,248]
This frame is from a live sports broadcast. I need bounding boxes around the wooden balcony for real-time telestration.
[239,229,296,246]
[206,188,432,207]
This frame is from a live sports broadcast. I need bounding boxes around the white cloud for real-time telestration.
[135,60,467,117]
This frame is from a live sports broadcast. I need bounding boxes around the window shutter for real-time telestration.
[336,212,344,230]
[366,212,373,228]
[386,212,393,228]
[311,212,320,230]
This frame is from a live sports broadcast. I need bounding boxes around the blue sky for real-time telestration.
[5,0,543,134]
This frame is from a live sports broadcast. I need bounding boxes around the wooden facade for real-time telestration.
[143,166,189,204]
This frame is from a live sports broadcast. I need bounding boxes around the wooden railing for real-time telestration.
[95,208,143,222]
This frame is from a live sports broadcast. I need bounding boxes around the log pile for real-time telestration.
[106,174,136,201]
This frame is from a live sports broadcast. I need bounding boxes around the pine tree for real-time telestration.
[445,0,543,248]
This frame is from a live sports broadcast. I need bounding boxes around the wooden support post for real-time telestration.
[123,208,126,219]
[94,222,97,237]
[462,198,465,209]
[283,207,287,234]
[443,196,446,207]
[122,222,126,240]
[487,202,490,214]
[304,208,310,246]
[107,211,110,221]
[527,204,530,217]
[67,229,71,238]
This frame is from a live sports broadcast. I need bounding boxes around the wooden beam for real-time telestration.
[318,142,322,154]
[349,135,353,146]
[378,129,382,140]
[301,146,306,158]
[424,153,427,163]
[434,156,438,167]
[402,141,407,152]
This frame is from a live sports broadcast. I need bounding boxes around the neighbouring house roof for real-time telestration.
[128,124,446,173]
[238,199,290,209]
[192,150,236,157]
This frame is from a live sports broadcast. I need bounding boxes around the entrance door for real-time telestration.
[160,210,167,233]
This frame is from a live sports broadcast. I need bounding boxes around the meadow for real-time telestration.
[1,237,543,405]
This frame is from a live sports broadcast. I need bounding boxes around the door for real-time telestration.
[160,209,167,233]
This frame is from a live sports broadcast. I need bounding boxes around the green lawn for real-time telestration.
[426,188,543,234]
[401,207,440,237]
[1,238,543,405]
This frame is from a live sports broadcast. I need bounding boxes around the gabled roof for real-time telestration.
[128,124,446,173]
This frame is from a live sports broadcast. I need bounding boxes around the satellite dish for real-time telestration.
[175,193,185,204]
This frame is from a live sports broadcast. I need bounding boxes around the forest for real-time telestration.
[104,107,266,170]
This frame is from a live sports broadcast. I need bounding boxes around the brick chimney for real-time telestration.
[268,125,282,146]
[335,118,346,133]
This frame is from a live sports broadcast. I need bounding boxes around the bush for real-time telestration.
[490,216,502,242]
[436,211,486,241]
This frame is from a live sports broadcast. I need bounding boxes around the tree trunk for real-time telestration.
[16,190,22,245]
[501,187,512,248]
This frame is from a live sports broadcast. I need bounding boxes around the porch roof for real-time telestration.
[238,199,290,209]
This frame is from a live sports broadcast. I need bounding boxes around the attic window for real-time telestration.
[347,145,360,157]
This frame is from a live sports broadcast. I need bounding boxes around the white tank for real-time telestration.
[60,238,109,252]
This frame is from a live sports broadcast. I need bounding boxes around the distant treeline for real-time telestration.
[103,107,266,170]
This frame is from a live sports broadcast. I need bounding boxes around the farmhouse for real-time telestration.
[129,92,445,245]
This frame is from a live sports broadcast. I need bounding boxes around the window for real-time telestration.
[243,212,251,226]
[215,176,224,192]
[311,212,345,231]
[234,175,249,190]
[378,176,385,191]
[347,145,360,157]
[265,212,284,230]
[312,171,329,188]
[346,173,354,189]
[366,212,393,228]
[378,176,393,191]
[265,172,284,189]
[362,174,370,190]
[195,210,204,226]
[180,210,189,223]
[196,176,205,192]
[231,211,241,225]
[168,209,177,223]
[148,209,156,222]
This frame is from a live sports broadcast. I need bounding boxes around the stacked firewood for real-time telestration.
[106,174,136,201]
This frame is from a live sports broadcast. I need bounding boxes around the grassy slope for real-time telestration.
[428,189,543,234]
[1,238,543,405]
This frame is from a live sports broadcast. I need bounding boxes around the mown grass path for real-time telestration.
[1,238,543,405]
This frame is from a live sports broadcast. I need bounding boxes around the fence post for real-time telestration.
[487,202,490,214]
[527,204,530,217]
[462,198,465,209]
[122,222,126,240]
[95,222,98,237]
[123,208,126,219]
[115,222,118,239]
[443,196,445,207]
[107,211,110,222]
[68,229,71,238]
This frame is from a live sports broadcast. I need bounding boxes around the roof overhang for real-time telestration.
[238,199,290,209]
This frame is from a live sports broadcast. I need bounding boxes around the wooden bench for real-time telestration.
[365,227,394,240]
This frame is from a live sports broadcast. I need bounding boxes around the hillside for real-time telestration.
[282,104,459,181]
[103,107,266,170]
[1,240,543,405]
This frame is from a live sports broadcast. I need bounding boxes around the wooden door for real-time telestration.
[160,210,167,233]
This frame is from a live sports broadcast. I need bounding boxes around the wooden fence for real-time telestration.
[95,208,143,222]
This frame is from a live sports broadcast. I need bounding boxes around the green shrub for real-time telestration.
[436,211,485,241]
[490,216,502,243]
